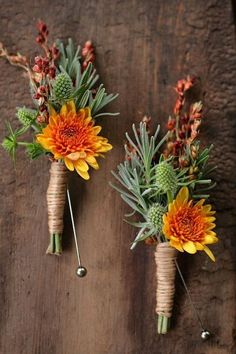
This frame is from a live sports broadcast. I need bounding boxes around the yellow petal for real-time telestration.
[86,156,99,170]
[76,168,90,180]
[163,214,167,223]
[183,241,196,254]
[169,240,184,252]
[48,104,57,117]
[195,199,205,207]
[206,231,217,237]
[203,246,215,262]
[67,152,82,161]
[93,126,102,135]
[202,204,212,213]
[195,242,204,250]
[49,114,58,126]
[64,158,74,171]
[83,107,91,118]
[162,225,170,238]
[206,223,216,231]
[204,235,218,244]
[60,100,76,115]
[66,100,76,113]
[176,187,189,206]
[36,136,51,150]
[60,103,68,115]
[74,159,89,172]
[205,216,216,223]
[97,143,113,153]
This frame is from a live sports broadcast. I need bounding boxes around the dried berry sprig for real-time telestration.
[163,76,215,198]
[81,40,95,70]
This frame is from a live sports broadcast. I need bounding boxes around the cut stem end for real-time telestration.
[157,315,171,334]
[46,233,62,255]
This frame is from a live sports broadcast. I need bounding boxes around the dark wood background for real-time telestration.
[0,1,236,353]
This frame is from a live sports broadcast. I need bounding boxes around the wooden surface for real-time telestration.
[0,1,236,353]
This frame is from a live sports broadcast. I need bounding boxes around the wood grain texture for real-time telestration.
[0,1,236,353]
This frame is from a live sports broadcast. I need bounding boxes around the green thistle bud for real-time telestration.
[147,203,166,232]
[2,136,17,161]
[155,161,178,193]
[16,107,37,126]
[54,73,73,101]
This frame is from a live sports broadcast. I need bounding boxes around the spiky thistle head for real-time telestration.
[147,203,166,232]
[53,73,73,101]
[155,161,178,193]
[16,107,37,126]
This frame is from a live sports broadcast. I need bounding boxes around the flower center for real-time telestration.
[171,206,205,242]
[61,126,77,138]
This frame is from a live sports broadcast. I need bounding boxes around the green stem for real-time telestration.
[157,315,171,334]
[46,233,62,255]
[167,190,173,204]
[17,141,29,146]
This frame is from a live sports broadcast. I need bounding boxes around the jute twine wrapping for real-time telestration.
[155,242,177,318]
[47,161,68,235]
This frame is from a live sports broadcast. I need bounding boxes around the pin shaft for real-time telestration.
[67,188,81,266]
[175,260,204,330]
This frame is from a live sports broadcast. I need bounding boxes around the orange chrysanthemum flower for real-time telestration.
[36,100,112,179]
[163,187,218,261]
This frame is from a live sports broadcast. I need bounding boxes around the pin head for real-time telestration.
[201,330,211,340]
[76,266,87,278]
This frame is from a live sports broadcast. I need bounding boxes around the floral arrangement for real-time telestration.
[111,76,218,334]
[1,21,118,256]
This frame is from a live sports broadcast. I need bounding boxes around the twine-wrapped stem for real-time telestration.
[155,242,177,334]
[46,161,68,255]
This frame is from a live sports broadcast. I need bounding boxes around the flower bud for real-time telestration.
[53,73,73,101]
[155,161,178,193]
[16,107,38,126]
[147,203,166,232]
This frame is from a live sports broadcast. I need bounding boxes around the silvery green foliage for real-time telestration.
[54,38,118,117]
[111,122,212,248]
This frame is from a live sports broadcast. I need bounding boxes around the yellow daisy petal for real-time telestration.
[48,104,57,117]
[74,159,89,172]
[203,246,215,262]
[60,102,68,115]
[195,199,205,207]
[176,187,189,206]
[83,107,91,118]
[66,100,76,113]
[76,168,90,180]
[93,126,102,135]
[86,156,99,170]
[204,235,218,244]
[183,241,197,254]
[195,242,204,250]
[67,152,82,161]
[64,158,74,171]
[169,240,184,252]
[36,136,51,150]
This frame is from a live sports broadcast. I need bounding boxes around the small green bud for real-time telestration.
[2,136,17,161]
[54,73,73,101]
[147,203,166,232]
[156,161,178,193]
[16,107,37,126]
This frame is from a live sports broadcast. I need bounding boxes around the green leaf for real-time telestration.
[26,142,45,159]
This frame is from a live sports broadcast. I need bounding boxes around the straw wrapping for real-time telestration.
[155,242,177,318]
